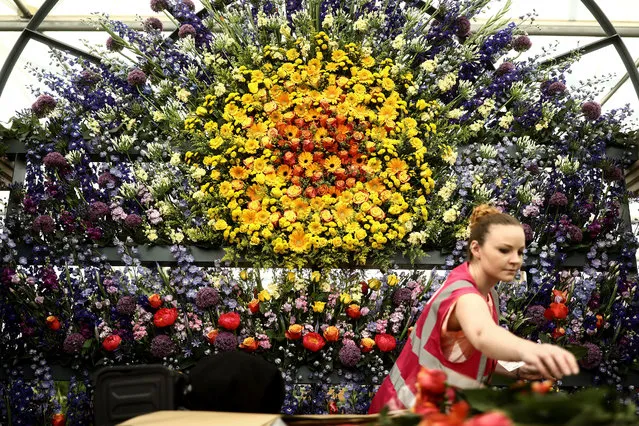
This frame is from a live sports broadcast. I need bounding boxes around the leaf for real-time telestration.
[564,344,588,360]
[462,388,514,412]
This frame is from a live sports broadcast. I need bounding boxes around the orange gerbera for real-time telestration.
[387,158,408,174]
[298,152,313,168]
[246,184,267,200]
[324,155,342,173]
[289,228,310,253]
[366,178,386,193]
[277,165,292,178]
[229,166,249,180]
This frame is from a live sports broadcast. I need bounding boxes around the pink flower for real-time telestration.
[464,411,513,426]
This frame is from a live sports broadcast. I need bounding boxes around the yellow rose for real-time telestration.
[312,301,326,313]
[368,278,381,290]
[340,293,352,304]
[387,274,399,287]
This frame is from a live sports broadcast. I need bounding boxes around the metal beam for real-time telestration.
[24,29,101,64]
[0,16,177,32]
[541,34,618,66]
[11,0,32,19]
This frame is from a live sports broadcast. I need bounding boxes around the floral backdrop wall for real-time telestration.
[1,0,639,423]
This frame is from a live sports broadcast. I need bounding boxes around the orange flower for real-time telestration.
[286,324,303,340]
[552,327,565,339]
[346,304,361,319]
[552,289,568,304]
[52,413,66,426]
[288,228,309,253]
[303,332,326,352]
[323,326,340,342]
[46,315,61,331]
[206,329,219,344]
[544,303,568,320]
[417,368,447,395]
[148,294,162,309]
[240,337,259,352]
[153,308,178,328]
[531,380,553,394]
[248,299,260,314]
[360,337,375,353]
[596,314,604,328]
[464,411,513,426]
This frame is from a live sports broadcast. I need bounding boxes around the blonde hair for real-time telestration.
[467,204,521,260]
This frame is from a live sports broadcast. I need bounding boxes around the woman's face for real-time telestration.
[470,224,525,282]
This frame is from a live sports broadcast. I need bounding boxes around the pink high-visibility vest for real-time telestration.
[368,263,498,413]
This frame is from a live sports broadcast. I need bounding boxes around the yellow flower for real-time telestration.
[340,293,352,304]
[368,278,381,290]
[214,219,229,231]
[311,271,321,282]
[258,289,271,302]
[324,155,341,173]
[289,228,310,253]
[387,274,399,287]
[286,48,300,61]
[312,301,326,313]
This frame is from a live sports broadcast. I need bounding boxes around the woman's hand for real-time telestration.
[518,343,580,380]
[516,363,544,381]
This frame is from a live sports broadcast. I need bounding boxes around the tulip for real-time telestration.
[218,312,241,331]
[360,337,375,353]
[240,337,259,352]
[46,315,61,331]
[544,302,568,320]
[148,294,162,309]
[286,324,303,340]
[52,413,66,426]
[248,299,260,314]
[346,304,361,319]
[206,329,219,344]
[417,368,447,395]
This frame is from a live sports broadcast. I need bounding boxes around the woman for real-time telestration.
[369,205,579,413]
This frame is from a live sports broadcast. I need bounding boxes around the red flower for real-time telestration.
[544,303,568,320]
[531,380,553,394]
[102,335,122,352]
[552,327,566,340]
[552,289,568,304]
[346,304,361,319]
[148,294,162,309]
[303,332,326,352]
[360,337,375,353]
[464,411,513,426]
[248,299,260,314]
[328,401,338,414]
[374,333,396,352]
[323,326,340,342]
[417,368,447,395]
[596,314,604,328]
[206,329,219,344]
[46,315,61,331]
[153,307,178,328]
[286,324,303,340]
[218,312,241,330]
[52,413,66,426]
[240,337,259,352]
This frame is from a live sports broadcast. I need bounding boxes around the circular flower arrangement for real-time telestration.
[184,34,438,266]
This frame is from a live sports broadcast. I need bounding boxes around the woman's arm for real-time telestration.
[454,293,579,379]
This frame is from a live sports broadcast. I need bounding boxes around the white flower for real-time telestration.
[169,229,185,244]
[391,34,405,50]
[477,98,495,117]
[176,88,191,102]
[322,14,334,28]
[134,165,149,182]
[442,208,459,223]
[499,112,514,128]
[437,72,457,92]
[191,166,206,181]
[214,82,226,97]
[280,24,291,38]
[145,227,158,242]
[153,110,166,122]
[354,17,368,32]
[478,144,498,159]
[170,152,182,165]
[446,108,465,119]
[256,12,268,27]
[469,120,484,132]
[421,59,437,72]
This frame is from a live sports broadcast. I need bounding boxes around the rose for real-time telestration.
[153,308,178,328]
[286,324,303,340]
[544,303,568,320]
[303,332,326,352]
[218,312,241,330]
[417,368,447,395]
[323,326,340,342]
[46,315,61,331]
[102,335,122,351]
[374,333,397,352]
[248,299,260,314]
[346,304,361,319]
[367,278,381,290]
[240,337,259,352]
[52,413,66,426]
[360,337,375,353]
[464,411,513,426]
[206,329,219,344]
[148,294,162,309]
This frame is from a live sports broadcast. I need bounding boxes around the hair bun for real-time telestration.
[469,204,501,228]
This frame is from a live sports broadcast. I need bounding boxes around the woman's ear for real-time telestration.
[469,240,481,260]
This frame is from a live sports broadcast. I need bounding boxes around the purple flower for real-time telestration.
[98,171,118,188]
[143,17,164,32]
[214,331,238,352]
[582,101,601,120]
[512,35,532,52]
[339,343,361,367]
[124,214,142,228]
[33,215,55,233]
[86,227,102,240]
[78,69,100,86]
[31,94,57,117]
[566,224,583,243]
[454,16,471,37]
[196,287,220,309]
[63,333,86,354]
[549,192,568,208]
[43,152,68,170]
[105,36,124,52]
[604,165,623,182]
[522,223,533,242]
[525,305,547,327]
[150,0,169,12]
[547,81,566,96]
[181,0,195,11]
[579,342,602,369]
[150,334,176,358]
[127,68,147,86]
[588,292,601,310]
[495,62,515,76]
[392,288,412,306]
[116,296,137,316]
[89,201,109,221]
[178,24,196,38]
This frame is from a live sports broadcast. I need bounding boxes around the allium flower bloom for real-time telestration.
[150,334,176,358]
[63,333,86,354]
[178,24,196,38]
[549,192,568,208]
[33,215,55,233]
[512,35,532,52]
[521,223,533,242]
[150,0,169,12]
[454,16,471,37]
[143,17,163,32]
[124,214,143,228]
[495,62,515,76]
[392,288,412,306]
[582,101,601,120]
[31,94,56,117]
[338,342,361,367]
[98,171,118,188]
[579,342,603,369]
[105,36,124,52]
[214,331,238,351]
[181,0,195,11]
[195,287,220,309]
[525,305,547,327]
[116,296,137,316]
[547,81,566,96]
[89,201,110,221]
[43,152,68,170]
[127,68,147,86]
[566,224,583,242]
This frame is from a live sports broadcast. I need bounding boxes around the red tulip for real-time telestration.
[52,413,66,426]
[464,411,513,426]
[374,333,396,352]
[286,324,303,340]
[153,307,178,328]
[328,401,338,414]
[302,332,326,352]
[531,380,553,394]
[544,303,568,320]
[346,304,361,319]
[148,294,162,309]
[552,289,568,304]
[218,312,241,331]
[46,315,61,331]
[248,299,260,314]
[102,335,122,352]
[417,368,447,395]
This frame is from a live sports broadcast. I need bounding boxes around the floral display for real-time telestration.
[1,0,639,422]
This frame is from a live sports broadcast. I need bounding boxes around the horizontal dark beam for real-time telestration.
[541,34,619,66]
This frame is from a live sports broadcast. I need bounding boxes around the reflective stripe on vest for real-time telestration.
[389,280,492,406]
